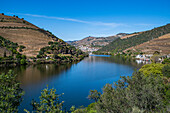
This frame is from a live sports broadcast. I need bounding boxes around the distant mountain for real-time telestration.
[69,33,128,47]
[96,24,170,55]
[0,13,86,61]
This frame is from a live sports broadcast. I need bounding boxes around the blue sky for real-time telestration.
[1,0,170,41]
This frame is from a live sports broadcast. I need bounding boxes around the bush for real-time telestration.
[19,48,23,52]
[21,55,26,59]
[0,70,24,112]
[36,55,42,58]
[162,58,170,64]
[25,86,64,113]
[162,64,170,78]
[20,59,27,65]
[48,41,53,45]
[94,72,167,112]
[39,50,44,55]
[139,63,164,77]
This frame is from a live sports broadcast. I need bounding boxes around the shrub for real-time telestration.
[25,86,64,113]
[162,64,170,78]
[36,55,42,58]
[0,70,24,112]
[139,63,164,77]
[95,72,166,112]
[48,41,53,45]
[20,59,27,65]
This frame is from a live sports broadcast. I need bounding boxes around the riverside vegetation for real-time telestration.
[0,59,169,113]
[0,34,88,66]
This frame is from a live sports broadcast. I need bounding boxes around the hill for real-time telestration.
[124,33,170,55]
[0,13,87,65]
[69,33,128,52]
[96,24,170,54]
[70,33,127,47]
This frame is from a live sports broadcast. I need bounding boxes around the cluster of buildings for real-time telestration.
[135,54,170,64]
[78,45,100,52]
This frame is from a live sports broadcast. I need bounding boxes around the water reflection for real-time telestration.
[0,63,75,86]
[0,55,145,112]
[87,55,144,68]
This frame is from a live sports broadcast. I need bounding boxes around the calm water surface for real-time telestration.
[0,55,144,112]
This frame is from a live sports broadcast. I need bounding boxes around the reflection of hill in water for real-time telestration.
[85,56,144,69]
[0,63,75,86]
[0,56,143,86]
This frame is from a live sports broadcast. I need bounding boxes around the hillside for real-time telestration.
[69,33,128,52]
[70,33,127,47]
[0,13,87,65]
[124,33,170,55]
[96,24,170,54]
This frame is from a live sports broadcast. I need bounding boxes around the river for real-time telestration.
[0,55,144,112]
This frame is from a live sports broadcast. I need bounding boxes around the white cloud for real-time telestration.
[7,12,125,27]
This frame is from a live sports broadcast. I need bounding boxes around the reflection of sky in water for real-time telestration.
[0,55,144,112]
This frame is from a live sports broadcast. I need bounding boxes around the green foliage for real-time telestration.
[97,24,170,52]
[0,70,24,113]
[95,71,167,113]
[37,39,86,62]
[20,59,27,65]
[162,58,170,64]
[48,41,53,45]
[19,45,26,49]
[21,55,26,59]
[162,64,170,78]
[19,48,23,52]
[72,103,97,113]
[139,63,164,77]
[36,59,41,64]
[16,53,22,59]
[36,55,42,58]
[0,36,19,56]
[88,90,101,102]
[29,86,64,113]
[39,50,44,55]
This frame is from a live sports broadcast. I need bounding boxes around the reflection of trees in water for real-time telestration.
[86,56,144,69]
[18,63,75,86]
[0,63,76,86]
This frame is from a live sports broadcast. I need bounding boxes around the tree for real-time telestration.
[20,59,27,65]
[0,70,24,112]
[88,90,101,102]
[48,41,53,45]
[26,86,64,113]
[95,72,167,113]
[139,63,164,77]
[162,64,170,78]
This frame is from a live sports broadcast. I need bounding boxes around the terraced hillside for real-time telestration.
[96,24,170,54]
[124,33,170,55]
[0,14,85,58]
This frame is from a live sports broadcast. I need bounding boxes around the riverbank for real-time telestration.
[0,54,89,67]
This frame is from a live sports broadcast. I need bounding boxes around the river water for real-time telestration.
[0,55,144,112]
